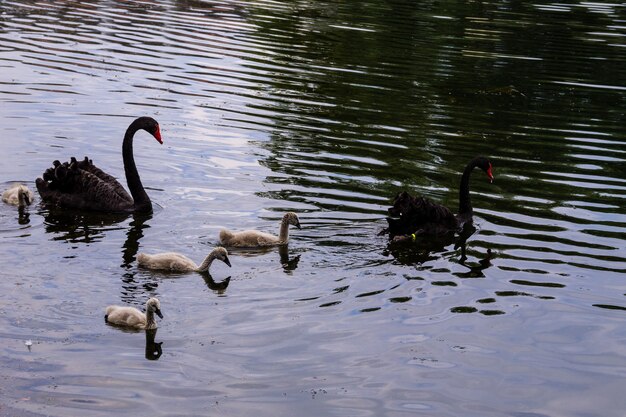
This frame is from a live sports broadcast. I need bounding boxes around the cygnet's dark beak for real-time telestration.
[223,256,232,267]
[155,308,163,319]
[295,221,301,230]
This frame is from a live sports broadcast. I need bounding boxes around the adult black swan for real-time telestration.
[36,117,162,214]
[383,156,493,242]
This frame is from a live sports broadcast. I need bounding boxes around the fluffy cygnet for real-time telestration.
[137,247,231,273]
[105,297,163,330]
[219,212,301,247]
[2,184,34,207]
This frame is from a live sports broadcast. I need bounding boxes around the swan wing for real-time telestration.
[221,230,279,247]
[256,232,280,246]
[2,187,19,205]
[75,157,132,202]
[105,306,146,329]
[161,253,196,271]
[386,192,457,237]
[37,164,134,212]
[139,252,196,271]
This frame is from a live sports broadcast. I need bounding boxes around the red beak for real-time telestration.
[487,165,494,183]
[153,125,163,144]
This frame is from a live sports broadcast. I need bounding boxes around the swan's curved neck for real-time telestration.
[17,189,27,207]
[458,159,480,215]
[196,252,215,272]
[123,120,151,213]
[145,308,157,329]
[279,217,290,243]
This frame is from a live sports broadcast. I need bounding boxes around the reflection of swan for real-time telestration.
[456,248,495,278]
[137,247,231,273]
[279,244,300,272]
[2,184,33,207]
[41,209,129,244]
[39,207,159,305]
[383,157,493,241]
[201,273,231,293]
[17,207,30,225]
[122,213,152,268]
[219,212,301,247]
[36,117,163,213]
[145,328,163,361]
[105,297,163,330]
[223,244,301,274]
[385,223,478,266]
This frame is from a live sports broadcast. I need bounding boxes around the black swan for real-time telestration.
[36,117,162,213]
[384,156,493,241]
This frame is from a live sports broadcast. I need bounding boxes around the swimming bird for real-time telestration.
[137,247,231,273]
[36,116,163,213]
[219,212,301,247]
[383,156,493,241]
[105,297,163,330]
[2,184,34,207]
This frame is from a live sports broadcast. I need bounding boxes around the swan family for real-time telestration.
[5,116,494,334]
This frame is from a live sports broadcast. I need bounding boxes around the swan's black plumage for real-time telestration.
[384,156,493,239]
[386,192,459,237]
[36,117,162,213]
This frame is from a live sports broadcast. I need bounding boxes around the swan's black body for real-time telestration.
[36,117,162,213]
[384,156,493,239]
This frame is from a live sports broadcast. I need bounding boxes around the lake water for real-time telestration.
[1,1,625,416]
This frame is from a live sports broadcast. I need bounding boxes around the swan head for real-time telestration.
[135,116,163,144]
[213,247,232,267]
[146,297,163,319]
[17,185,32,206]
[284,212,301,229]
[475,156,494,183]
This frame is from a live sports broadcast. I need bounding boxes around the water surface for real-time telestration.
[1,1,625,416]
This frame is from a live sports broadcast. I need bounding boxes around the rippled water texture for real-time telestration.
[1,1,625,416]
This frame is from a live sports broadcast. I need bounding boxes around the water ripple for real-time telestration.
[2,0,626,415]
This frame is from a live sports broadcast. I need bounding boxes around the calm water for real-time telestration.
[1,1,625,416]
